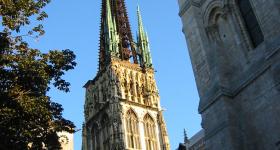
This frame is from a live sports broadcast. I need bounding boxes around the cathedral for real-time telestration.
[178,0,280,150]
[82,0,170,149]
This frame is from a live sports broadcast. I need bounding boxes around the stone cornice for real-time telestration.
[179,0,191,17]
[199,63,270,113]
[120,99,159,111]
[84,59,155,89]
[199,47,280,113]
[199,58,270,114]
[179,0,207,17]
[111,59,154,74]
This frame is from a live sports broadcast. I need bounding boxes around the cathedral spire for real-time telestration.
[98,0,139,72]
[84,2,170,149]
[137,6,153,68]
[112,0,138,63]
[105,0,119,58]
[184,128,189,144]
[137,5,145,42]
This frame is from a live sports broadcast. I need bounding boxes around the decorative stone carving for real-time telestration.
[83,60,170,149]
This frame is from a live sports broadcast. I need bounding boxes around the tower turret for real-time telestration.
[98,0,139,72]
[104,0,119,58]
[137,6,153,68]
[184,129,189,144]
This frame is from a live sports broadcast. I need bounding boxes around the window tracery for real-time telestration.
[143,114,158,150]
[125,109,141,149]
[101,114,110,150]
[91,123,101,150]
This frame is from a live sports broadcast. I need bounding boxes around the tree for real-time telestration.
[0,0,76,149]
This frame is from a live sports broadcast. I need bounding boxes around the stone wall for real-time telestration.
[178,0,280,149]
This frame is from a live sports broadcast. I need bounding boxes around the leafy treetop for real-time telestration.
[0,0,77,149]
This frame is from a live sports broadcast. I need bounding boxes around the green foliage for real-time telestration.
[0,0,77,149]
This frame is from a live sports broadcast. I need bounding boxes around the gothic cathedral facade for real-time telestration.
[82,0,170,149]
[178,0,280,150]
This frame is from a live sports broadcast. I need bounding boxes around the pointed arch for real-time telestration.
[125,109,141,149]
[124,79,128,98]
[129,80,134,100]
[102,86,107,102]
[91,123,101,150]
[143,113,158,150]
[203,0,225,26]
[101,113,110,150]
[136,82,141,103]
[204,0,263,49]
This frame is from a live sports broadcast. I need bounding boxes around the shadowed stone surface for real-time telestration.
[178,0,280,149]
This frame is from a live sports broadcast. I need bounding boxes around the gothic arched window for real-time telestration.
[125,109,141,149]
[91,124,100,150]
[102,86,107,102]
[141,84,145,96]
[101,114,110,150]
[141,85,149,105]
[136,83,141,103]
[94,94,98,103]
[238,0,264,48]
[124,80,128,98]
[143,114,158,150]
[130,81,134,100]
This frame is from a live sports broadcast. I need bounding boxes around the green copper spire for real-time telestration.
[137,5,153,68]
[105,0,119,58]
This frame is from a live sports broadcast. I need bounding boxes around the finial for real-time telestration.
[184,129,189,144]
[137,4,140,11]
[137,5,144,35]
[136,4,153,68]
[146,31,149,43]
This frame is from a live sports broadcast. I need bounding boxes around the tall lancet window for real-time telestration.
[144,114,158,150]
[101,114,110,150]
[136,82,141,103]
[124,79,129,98]
[238,0,264,48]
[125,109,141,149]
[91,124,100,150]
[130,81,134,100]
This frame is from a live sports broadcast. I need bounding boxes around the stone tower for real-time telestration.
[82,0,170,149]
[178,0,280,150]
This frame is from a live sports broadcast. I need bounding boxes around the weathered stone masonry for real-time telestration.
[178,0,280,149]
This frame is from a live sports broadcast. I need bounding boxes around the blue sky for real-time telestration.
[29,0,202,149]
